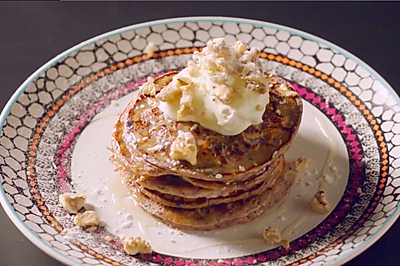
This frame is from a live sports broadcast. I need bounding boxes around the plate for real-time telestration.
[1,17,399,266]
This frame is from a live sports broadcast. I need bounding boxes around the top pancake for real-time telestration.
[115,71,302,181]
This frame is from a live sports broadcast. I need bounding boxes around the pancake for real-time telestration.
[116,72,302,181]
[135,155,285,199]
[126,160,297,231]
[109,70,303,230]
[123,156,286,209]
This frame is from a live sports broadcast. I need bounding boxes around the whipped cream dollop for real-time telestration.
[156,38,271,136]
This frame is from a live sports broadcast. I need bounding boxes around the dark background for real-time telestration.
[0,2,399,266]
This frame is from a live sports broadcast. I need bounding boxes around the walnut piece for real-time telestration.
[294,158,311,172]
[169,130,198,165]
[263,227,282,245]
[310,191,331,214]
[144,42,156,57]
[187,60,199,76]
[276,83,298,97]
[177,84,195,120]
[214,84,235,104]
[263,227,290,249]
[156,83,182,102]
[120,235,152,255]
[140,77,157,96]
[59,193,86,214]
[74,211,100,227]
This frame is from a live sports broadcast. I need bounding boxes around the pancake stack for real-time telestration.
[110,72,303,230]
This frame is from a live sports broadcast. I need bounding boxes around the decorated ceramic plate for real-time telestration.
[1,17,399,266]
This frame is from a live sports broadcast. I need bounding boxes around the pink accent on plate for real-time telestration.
[327,108,336,115]
[312,97,322,104]
[255,254,267,262]
[85,108,96,116]
[163,257,174,265]
[92,103,101,111]
[346,134,356,141]
[351,153,363,160]
[174,259,186,266]
[305,92,315,99]
[333,114,342,121]
[319,102,328,110]
[152,255,163,263]
[351,147,362,154]
[99,97,109,104]
[244,257,257,264]
[233,259,244,266]
[337,121,346,128]
[342,127,352,134]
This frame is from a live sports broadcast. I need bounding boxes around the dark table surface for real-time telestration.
[0,2,399,266]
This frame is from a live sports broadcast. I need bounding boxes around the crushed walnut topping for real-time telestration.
[169,130,198,165]
[140,77,157,96]
[155,38,272,136]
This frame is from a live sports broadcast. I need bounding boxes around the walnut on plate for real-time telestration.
[309,191,331,214]
[59,193,86,214]
[262,227,290,249]
[74,211,100,227]
[120,235,152,255]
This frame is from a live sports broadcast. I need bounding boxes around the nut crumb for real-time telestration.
[140,77,157,96]
[215,174,223,179]
[144,42,157,58]
[59,193,86,214]
[263,227,281,245]
[74,211,100,227]
[310,191,331,214]
[217,259,224,264]
[357,187,362,194]
[263,227,290,249]
[120,235,152,255]
[169,130,198,165]
[238,165,246,172]
[111,100,119,106]
[293,158,311,172]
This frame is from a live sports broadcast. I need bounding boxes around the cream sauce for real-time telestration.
[315,116,338,192]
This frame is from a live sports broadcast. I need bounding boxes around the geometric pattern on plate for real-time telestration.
[0,19,398,266]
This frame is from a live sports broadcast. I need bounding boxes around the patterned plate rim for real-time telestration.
[0,16,399,266]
